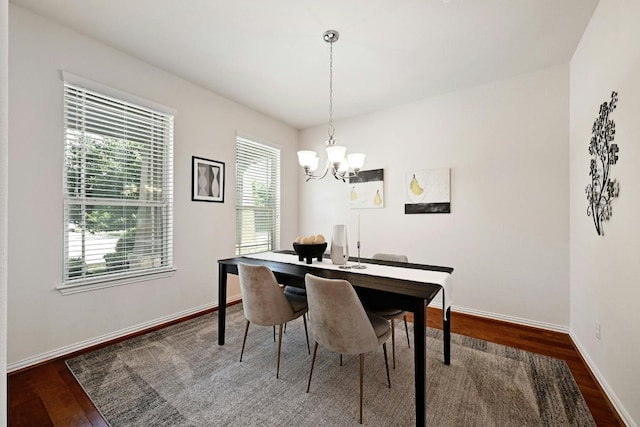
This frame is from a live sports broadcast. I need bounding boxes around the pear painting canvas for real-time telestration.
[405,168,451,214]
[348,169,384,209]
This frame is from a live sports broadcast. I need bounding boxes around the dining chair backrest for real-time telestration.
[238,263,295,326]
[372,253,408,263]
[304,273,379,355]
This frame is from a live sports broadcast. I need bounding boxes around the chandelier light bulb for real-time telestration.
[326,144,347,164]
[297,150,318,168]
[347,153,366,171]
[309,155,320,172]
[338,158,350,173]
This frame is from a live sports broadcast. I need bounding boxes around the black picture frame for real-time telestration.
[192,156,225,202]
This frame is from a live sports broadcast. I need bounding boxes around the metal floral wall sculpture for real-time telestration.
[586,91,620,236]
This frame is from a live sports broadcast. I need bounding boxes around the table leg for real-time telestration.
[413,301,426,426]
[218,265,228,345]
[444,306,451,365]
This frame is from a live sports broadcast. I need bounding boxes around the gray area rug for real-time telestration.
[66,305,596,426]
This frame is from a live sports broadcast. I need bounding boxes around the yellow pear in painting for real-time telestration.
[410,174,424,196]
[374,189,382,206]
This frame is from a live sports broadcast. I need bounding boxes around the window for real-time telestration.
[62,75,174,292]
[235,136,281,255]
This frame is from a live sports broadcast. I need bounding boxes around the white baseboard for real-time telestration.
[569,331,636,427]
[431,303,570,333]
[7,301,221,373]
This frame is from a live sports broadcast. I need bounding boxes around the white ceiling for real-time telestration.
[11,0,598,129]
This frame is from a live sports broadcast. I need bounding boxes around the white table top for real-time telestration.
[243,251,453,318]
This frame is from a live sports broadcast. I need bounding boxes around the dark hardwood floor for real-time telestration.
[8,305,624,426]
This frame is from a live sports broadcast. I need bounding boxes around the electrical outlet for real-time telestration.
[595,321,601,340]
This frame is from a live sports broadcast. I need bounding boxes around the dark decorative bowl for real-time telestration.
[292,242,327,264]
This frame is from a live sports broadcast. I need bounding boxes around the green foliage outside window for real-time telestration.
[66,135,144,233]
[67,257,86,278]
[251,181,274,233]
[103,229,137,272]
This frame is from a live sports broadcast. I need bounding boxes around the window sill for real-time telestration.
[56,268,176,295]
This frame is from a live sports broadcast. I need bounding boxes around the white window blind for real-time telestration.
[62,81,174,290]
[235,137,281,255]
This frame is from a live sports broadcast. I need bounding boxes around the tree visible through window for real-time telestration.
[235,137,280,255]
[62,78,174,289]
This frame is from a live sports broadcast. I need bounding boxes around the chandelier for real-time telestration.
[297,30,366,182]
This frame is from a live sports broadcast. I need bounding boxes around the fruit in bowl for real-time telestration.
[295,234,325,244]
[293,234,327,264]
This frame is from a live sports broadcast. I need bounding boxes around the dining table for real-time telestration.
[217,250,453,426]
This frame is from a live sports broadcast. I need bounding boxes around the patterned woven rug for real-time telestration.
[66,305,595,426]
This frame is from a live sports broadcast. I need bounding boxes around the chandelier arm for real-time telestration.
[303,159,330,181]
[305,162,360,182]
[333,169,359,182]
[306,169,329,181]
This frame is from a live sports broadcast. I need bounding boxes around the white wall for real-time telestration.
[300,65,570,330]
[7,5,299,368]
[570,1,640,425]
[1,0,8,423]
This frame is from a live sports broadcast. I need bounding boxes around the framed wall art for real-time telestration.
[348,169,384,209]
[404,168,451,214]
[192,156,225,202]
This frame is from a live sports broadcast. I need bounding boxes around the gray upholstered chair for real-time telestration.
[238,263,310,379]
[366,253,411,369]
[304,273,391,424]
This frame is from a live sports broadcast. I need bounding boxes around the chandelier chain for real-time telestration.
[328,37,335,140]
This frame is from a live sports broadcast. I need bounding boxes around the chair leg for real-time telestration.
[359,353,364,424]
[302,314,310,354]
[306,342,319,393]
[276,324,284,379]
[273,325,276,342]
[391,319,396,369]
[403,315,410,348]
[383,342,391,388]
[340,354,343,366]
[240,320,250,362]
